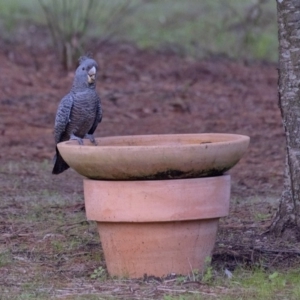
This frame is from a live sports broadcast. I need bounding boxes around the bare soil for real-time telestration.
[1,38,299,299]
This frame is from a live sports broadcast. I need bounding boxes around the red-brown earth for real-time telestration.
[1,37,299,299]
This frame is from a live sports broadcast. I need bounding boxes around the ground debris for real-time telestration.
[0,40,289,299]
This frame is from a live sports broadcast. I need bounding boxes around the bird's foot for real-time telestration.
[70,134,84,145]
[84,134,97,145]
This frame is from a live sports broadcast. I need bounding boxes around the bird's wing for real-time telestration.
[54,93,74,144]
[88,96,102,135]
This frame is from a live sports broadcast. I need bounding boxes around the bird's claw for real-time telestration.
[84,134,97,145]
[70,134,84,145]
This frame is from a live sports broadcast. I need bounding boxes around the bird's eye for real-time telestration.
[82,67,85,71]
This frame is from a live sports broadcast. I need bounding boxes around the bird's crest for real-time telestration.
[79,53,93,65]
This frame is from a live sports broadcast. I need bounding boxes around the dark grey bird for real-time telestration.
[52,56,102,174]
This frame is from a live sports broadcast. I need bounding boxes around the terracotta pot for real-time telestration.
[84,175,230,278]
[57,133,249,278]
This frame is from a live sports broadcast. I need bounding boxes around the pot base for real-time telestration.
[84,175,230,278]
[98,219,219,278]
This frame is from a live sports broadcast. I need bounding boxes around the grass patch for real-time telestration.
[162,268,300,300]
[229,268,300,300]
[0,0,277,61]
[0,251,12,267]
[0,160,102,298]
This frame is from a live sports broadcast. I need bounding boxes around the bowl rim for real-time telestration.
[58,133,250,149]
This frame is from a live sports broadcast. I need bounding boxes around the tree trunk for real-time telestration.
[270,0,300,238]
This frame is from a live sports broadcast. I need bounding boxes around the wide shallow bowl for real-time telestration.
[57,133,250,180]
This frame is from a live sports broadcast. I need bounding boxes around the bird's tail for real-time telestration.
[52,148,70,174]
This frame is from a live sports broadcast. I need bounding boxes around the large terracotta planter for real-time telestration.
[57,133,249,278]
[84,175,230,278]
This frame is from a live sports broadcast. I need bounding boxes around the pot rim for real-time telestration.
[84,174,231,222]
[59,133,250,149]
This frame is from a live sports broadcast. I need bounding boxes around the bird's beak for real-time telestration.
[88,66,97,83]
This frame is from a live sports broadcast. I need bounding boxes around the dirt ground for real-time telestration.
[1,40,284,195]
[1,36,300,298]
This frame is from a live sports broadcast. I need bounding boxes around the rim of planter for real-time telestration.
[84,175,230,222]
[57,133,250,180]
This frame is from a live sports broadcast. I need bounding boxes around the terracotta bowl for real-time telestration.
[57,133,250,180]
